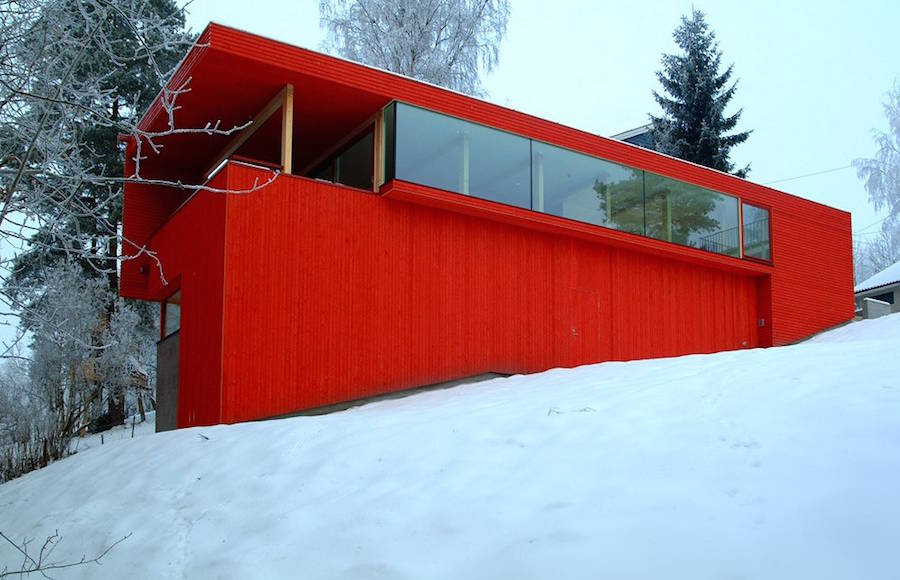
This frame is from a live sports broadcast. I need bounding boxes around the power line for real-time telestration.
[853,215,889,236]
[763,164,853,186]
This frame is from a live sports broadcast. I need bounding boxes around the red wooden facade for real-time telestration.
[121,24,854,428]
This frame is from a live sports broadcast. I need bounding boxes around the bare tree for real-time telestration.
[99,299,156,422]
[1,529,130,579]
[319,0,510,96]
[854,219,900,284]
[0,1,279,478]
[1,0,184,355]
[0,0,188,459]
[852,80,900,283]
[854,81,900,226]
[0,261,110,481]
[1,0,272,310]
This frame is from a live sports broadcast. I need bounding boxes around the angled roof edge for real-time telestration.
[135,22,850,220]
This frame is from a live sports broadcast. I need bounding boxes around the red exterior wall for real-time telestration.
[217,164,766,424]
[120,24,855,428]
[119,173,187,300]
[767,205,854,344]
[130,170,229,427]
[127,161,853,429]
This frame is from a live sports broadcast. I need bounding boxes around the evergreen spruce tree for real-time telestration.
[650,9,751,177]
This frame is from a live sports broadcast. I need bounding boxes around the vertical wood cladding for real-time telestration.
[768,207,854,344]
[144,173,228,427]
[217,165,764,424]
[121,25,855,427]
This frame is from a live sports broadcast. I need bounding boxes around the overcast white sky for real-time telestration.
[185,0,899,240]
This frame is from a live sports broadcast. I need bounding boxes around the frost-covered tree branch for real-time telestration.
[854,81,900,228]
[852,81,900,282]
[319,0,510,97]
[0,1,284,480]
[0,1,280,299]
[854,219,900,283]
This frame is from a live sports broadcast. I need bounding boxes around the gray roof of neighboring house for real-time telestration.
[855,259,900,293]
[610,124,654,150]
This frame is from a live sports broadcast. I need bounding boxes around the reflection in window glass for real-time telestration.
[532,142,644,235]
[307,128,373,190]
[382,100,759,261]
[164,291,181,337]
[382,102,396,184]
[645,173,740,256]
[742,202,771,260]
[311,160,334,182]
[395,103,531,209]
[336,130,373,190]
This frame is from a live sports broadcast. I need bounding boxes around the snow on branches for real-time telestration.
[319,0,510,97]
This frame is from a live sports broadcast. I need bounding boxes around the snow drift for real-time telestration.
[2,315,900,579]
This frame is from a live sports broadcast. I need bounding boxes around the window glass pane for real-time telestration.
[311,160,334,182]
[645,173,740,256]
[872,292,894,305]
[395,103,531,209]
[164,291,181,337]
[532,141,644,234]
[382,102,395,183]
[742,202,771,260]
[336,129,373,190]
[384,101,754,262]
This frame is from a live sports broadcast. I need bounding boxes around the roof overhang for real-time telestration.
[131,22,851,220]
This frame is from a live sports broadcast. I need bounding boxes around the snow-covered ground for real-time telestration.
[69,411,157,455]
[2,315,900,579]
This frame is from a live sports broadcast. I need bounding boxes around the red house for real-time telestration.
[121,24,854,431]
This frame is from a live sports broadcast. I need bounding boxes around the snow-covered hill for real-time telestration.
[3,315,900,579]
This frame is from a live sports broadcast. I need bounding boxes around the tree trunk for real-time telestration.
[137,392,146,422]
[107,225,118,295]
[107,391,126,427]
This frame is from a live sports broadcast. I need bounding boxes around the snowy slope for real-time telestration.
[2,315,900,579]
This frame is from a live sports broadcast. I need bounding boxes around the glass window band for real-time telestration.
[384,101,769,261]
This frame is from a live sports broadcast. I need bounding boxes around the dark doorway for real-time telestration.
[156,331,180,432]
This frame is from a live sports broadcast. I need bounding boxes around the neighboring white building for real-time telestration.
[855,260,900,314]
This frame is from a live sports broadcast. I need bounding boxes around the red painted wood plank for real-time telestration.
[214,165,769,424]
[120,23,855,427]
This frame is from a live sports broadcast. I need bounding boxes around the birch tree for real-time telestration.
[853,221,900,284]
[854,82,900,224]
[319,0,510,96]
[852,81,900,282]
